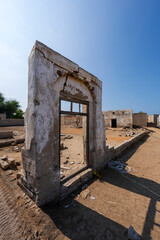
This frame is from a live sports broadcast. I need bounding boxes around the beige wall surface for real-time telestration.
[133,113,147,127]
[103,109,133,128]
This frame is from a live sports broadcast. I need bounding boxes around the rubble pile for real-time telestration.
[0,154,20,170]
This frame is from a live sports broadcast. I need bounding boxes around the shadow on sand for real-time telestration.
[42,134,159,240]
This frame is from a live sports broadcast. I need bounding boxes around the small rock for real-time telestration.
[66,156,70,159]
[1,155,8,161]
[13,146,19,152]
[90,196,95,199]
[80,189,90,199]
[63,160,69,164]
[70,161,75,165]
[0,160,9,170]
[8,158,16,166]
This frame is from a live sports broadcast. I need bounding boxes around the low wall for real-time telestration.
[0,137,25,148]
[0,131,13,139]
[0,119,24,127]
[103,131,147,165]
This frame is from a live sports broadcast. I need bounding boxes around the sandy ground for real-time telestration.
[106,127,145,147]
[0,127,160,239]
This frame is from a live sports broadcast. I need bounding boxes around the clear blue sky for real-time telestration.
[0,0,160,114]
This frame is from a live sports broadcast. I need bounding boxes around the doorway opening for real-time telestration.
[111,119,117,128]
[59,98,89,183]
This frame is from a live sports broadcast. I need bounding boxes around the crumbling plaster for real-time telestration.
[21,41,106,206]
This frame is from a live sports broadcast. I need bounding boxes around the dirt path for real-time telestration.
[0,177,21,240]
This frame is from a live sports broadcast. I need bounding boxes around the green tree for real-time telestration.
[0,92,24,119]
[14,109,24,119]
[0,92,5,113]
[5,100,20,118]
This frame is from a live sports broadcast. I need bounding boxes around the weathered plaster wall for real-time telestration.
[21,41,106,206]
[133,113,147,127]
[103,109,133,128]
[61,115,82,128]
[147,114,159,127]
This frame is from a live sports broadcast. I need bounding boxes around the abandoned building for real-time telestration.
[133,112,147,127]
[20,41,106,206]
[103,109,133,128]
[147,114,159,127]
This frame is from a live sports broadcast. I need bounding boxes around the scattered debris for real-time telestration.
[70,161,75,165]
[108,160,137,173]
[64,205,69,209]
[90,196,95,199]
[80,189,90,199]
[16,160,21,166]
[0,160,9,170]
[17,169,24,179]
[128,225,141,240]
[61,166,70,170]
[63,160,69,164]
[11,142,17,146]
[6,170,13,175]
[13,146,19,152]
[64,135,73,140]
[8,158,16,167]
[60,175,65,180]
[1,155,8,161]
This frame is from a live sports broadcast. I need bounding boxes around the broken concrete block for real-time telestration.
[80,189,90,199]
[1,155,8,161]
[17,169,24,179]
[7,158,16,167]
[0,160,9,170]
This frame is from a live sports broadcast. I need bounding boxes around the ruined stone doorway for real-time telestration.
[111,119,117,128]
[59,98,89,183]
